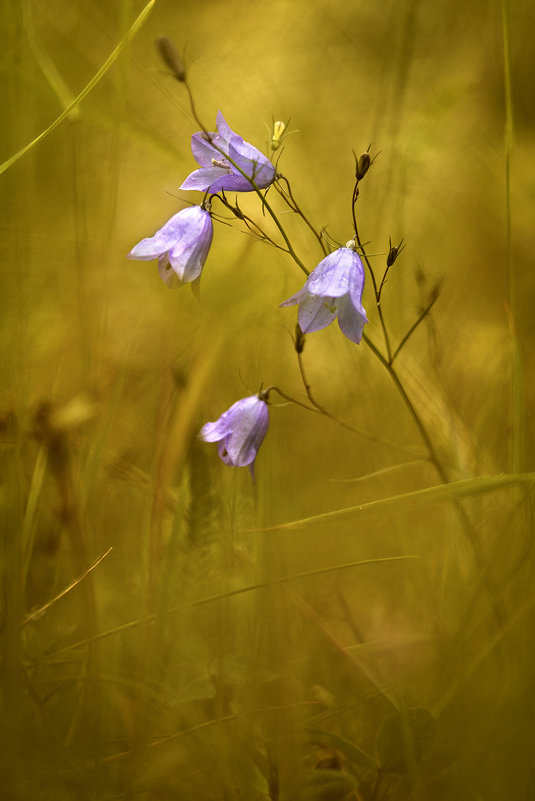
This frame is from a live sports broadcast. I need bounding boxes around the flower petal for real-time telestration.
[224,397,269,466]
[157,254,182,288]
[167,206,213,281]
[200,396,269,468]
[190,131,230,166]
[179,166,230,192]
[337,294,368,344]
[228,140,276,189]
[215,111,236,142]
[279,284,310,308]
[128,210,189,260]
[306,249,355,297]
[298,293,338,334]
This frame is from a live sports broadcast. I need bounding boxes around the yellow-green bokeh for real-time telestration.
[1,0,534,798]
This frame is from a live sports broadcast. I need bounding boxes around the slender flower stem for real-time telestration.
[275,174,328,256]
[389,292,440,364]
[362,333,506,638]
[352,182,393,362]
[265,384,423,455]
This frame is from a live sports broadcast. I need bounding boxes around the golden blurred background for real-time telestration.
[1,0,534,798]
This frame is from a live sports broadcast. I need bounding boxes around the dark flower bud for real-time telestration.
[387,246,398,267]
[387,238,404,267]
[156,36,186,82]
[294,323,306,353]
[356,152,371,180]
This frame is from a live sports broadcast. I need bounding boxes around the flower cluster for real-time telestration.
[128,109,370,478]
[127,112,275,288]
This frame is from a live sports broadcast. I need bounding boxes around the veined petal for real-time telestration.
[157,254,181,288]
[306,249,355,297]
[279,284,310,308]
[200,396,269,469]
[206,173,261,194]
[337,294,368,344]
[199,408,235,442]
[179,166,229,192]
[347,253,366,309]
[215,111,236,143]
[298,293,338,334]
[166,206,212,281]
[224,397,269,466]
[128,210,187,260]
[190,131,229,166]
[228,140,276,189]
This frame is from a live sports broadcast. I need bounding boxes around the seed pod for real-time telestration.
[156,36,186,82]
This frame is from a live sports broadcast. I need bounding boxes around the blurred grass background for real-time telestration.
[1,0,534,798]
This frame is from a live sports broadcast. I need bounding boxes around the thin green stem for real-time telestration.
[501,0,523,473]
[275,175,328,256]
[389,291,440,364]
[352,183,393,361]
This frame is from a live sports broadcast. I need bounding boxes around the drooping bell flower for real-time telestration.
[127,205,213,287]
[280,244,368,344]
[199,394,269,480]
[180,111,276,194]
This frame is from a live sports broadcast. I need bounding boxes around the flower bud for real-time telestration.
[387,246,399,267]
[156,36,186,82]
[271,120,286,151]
[355,152,371,180]
[386,238,404,267]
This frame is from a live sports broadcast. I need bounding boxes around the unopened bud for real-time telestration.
[156,36,186,82]
[271,120,286,151]
[387,246,399,267]
[386,238,404,267]
[356,152,371,180]
[294,324,306,354]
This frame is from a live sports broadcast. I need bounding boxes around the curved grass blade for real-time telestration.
[0,0,155,176]
[253,473,535,532]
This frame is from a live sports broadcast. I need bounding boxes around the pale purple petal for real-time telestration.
[158,254,181,288]
[228,140,276,189]
[167,207,213,281]
[224,397,269,466]
[279,284,310,308]
[215,111,236,142]
[298,293,338,334]
[200,395,269,473]
[306,249,355,297]
[190,131,230,166]
[337,295,368,344]
[179,166,229,192]
[128,211,187,260]
[128,205,213,286]
[206,173,258,194]
[199,404,237,442]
